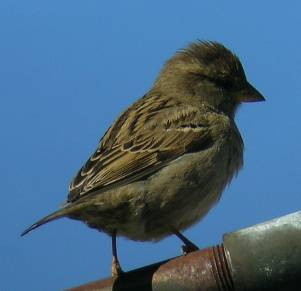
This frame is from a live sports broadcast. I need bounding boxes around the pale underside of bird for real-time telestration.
[22,41,265,277]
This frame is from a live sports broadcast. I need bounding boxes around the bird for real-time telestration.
[22,41,265,277]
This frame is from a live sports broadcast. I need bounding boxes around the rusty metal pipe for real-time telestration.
[67,211,301,291]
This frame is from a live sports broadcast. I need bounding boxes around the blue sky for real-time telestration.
[1,1,301,290]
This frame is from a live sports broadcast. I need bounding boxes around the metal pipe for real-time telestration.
[223,210,301,291]
[67,211,301,291]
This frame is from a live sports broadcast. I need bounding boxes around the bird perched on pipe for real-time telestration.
[22,41,265,277]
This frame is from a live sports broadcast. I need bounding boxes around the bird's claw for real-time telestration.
[112,256,124,278]
[181,243,199,255]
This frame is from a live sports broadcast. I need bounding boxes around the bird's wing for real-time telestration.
[68,94,214,202]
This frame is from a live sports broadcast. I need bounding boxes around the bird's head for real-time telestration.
[154,41,265,117]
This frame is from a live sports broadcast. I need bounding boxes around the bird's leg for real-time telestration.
[171,228,199,255]
[111,229,123,278]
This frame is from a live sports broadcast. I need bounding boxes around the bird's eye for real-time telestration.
[206,75,234,90]
[218,78,234,89]
[193,72,234,90]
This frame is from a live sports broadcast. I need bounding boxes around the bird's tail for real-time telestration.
[21,202,88,236]
[21,208,67,236]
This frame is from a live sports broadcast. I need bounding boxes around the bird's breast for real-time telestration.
[124,132,243,241]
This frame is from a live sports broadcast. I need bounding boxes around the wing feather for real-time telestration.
[68,94,213,202]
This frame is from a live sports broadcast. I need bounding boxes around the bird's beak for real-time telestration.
[236,82,265,103]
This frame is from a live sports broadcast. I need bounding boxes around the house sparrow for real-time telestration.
[22,41,265,277]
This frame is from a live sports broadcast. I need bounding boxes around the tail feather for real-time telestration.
[21,200,92,237]
[21,208,67,236]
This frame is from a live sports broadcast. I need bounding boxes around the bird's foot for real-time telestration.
[181,241,199,255]
[171,227,199,255]
[112,256,124,278]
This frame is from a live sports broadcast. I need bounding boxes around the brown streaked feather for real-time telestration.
[68,93,213,202]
